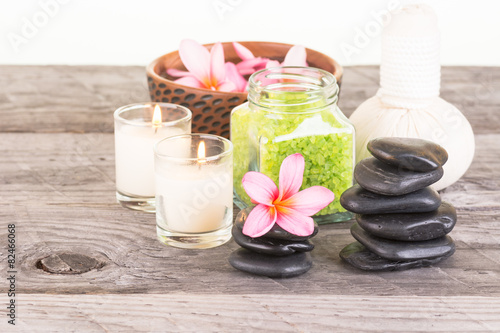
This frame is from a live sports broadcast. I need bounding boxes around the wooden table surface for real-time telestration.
[1,65,499,332]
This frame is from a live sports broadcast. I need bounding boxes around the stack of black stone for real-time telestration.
[229,207,318,278]
[339,137,457,271]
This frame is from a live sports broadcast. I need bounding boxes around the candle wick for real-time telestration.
[154,127,158,134]
[198,159,206,170]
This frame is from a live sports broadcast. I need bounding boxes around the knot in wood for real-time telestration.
[37,253,104,274]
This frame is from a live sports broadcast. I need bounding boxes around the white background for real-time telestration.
[0,0,499,66]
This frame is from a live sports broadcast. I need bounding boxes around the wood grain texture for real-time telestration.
[0,65,149,133]
[0,66,499,331]
[1,295,499,332]
[0,132,499,296]
[0,66,499,135]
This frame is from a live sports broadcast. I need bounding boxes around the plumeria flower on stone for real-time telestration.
[241,153,335,238]
[167,39,236,92]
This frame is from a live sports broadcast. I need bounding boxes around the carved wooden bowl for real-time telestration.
[146,41,343,138]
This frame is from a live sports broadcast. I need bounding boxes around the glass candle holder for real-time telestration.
[154,134,233,249]
[114,103,192,212]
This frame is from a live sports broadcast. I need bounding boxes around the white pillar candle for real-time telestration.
[115,125,187,197]
[156,164,232,233]
[114,103,191,211]
[154,134,233,249]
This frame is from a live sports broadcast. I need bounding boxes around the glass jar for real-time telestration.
[231,67,355,223]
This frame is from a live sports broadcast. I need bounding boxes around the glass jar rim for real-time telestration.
[154,133,233,162]
[247,66,339,113]
[114,102,192,127]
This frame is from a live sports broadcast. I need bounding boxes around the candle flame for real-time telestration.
[152,105,162,129]
[197,141,206,161]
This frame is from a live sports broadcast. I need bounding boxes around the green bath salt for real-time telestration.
[230,67,355,223]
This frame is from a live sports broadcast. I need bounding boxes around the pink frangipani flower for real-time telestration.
[167,39,236,92]
[233,42,269,75]
[242,153,335,238]
[266,44,308,68]
[224,62,247,92]
[167,41,310,92]
[233,42,308,75]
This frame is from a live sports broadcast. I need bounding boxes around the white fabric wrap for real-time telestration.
[380,4,440,108]
[349,4,475,191]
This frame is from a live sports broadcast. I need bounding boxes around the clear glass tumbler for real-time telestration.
[154,134,233,249]
[114,103,192,212]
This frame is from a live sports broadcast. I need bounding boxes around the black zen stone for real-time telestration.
[339,242,454,272]
[355,158,444,196]
[368,137,448,172]
[350,223,455,261]
[235,207,318,241]
[356,202,457,241]
[232,225,314,256]
[340,185,441,214]
[228,248,312,278]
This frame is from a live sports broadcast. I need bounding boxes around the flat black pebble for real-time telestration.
[355,157,444,196]
[368,137,448,172]
[339,242,454,271]
[232,225,314,256]
[229,248,312,278]
[356,202,457,241]
[235,207,318,241]
[351,223,455,261]
[340,185,441,214]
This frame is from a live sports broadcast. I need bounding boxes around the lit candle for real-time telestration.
[114,103,192,212]
[154,134,233,249]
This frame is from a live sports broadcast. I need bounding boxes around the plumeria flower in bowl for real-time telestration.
[146,41,343,138]
[233,42,307,76]
[166,40,238,92]
[167,40,308,93]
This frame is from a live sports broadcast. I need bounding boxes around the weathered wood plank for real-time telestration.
[1,295,499,332]
[0,66,149,133]
[0,66,498,134]
[1,132,498,208]
[0,132,499,296]
[441,133,500,209]
[6,208,499,296]
[0,66,499,331]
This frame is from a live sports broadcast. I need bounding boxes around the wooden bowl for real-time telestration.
[146,41,343,138]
